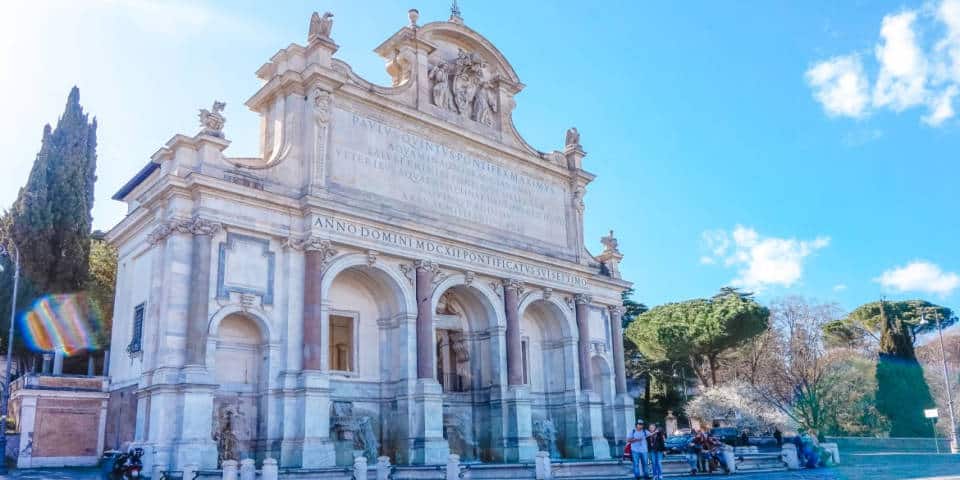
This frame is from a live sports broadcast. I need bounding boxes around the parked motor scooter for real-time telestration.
[111,447,144,479]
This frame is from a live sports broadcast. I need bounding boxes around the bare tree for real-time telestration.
[750,297,879,435]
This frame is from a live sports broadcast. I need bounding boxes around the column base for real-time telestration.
[300,370,336,468]
[174,366,219,470]
[612,394,636,452]
[408,379,449,465]
[501,385,537,463]
[578,391,611,460]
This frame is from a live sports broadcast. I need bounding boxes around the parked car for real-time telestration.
[665,433,693,454]
[710,427,739,445]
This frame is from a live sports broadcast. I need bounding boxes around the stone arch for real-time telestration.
[209,311,269,463]
[431,273,505,329]
[430,274,504,462]
[207,304,275,344]
[418,22,522,85]
[517,294,575,340]
[320,254,415,465]
[521,297,579,459]
[320,253,417,315]
[592,354,615,454]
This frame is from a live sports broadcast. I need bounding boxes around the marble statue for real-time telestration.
[565,127,580,148]
[429,63,455,111]
[472,81,497,127]
[533,419,560,459]
[600,230,619,253]
[331,401,379,462]
[213,406,240,468]
[309,12,334,40]
[198,101,226,138]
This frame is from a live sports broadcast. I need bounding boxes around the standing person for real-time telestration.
[627,419,649,480]
[647,422,667,480]
[691,428,708,473]
[792,431,804,467]
[773,428,783,448]
[740,430,749,447]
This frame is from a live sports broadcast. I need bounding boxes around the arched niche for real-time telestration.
[520,298,579,459]
[430,275,503,462]
[209,311,268,463]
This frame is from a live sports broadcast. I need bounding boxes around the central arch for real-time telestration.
[430,275,504,462]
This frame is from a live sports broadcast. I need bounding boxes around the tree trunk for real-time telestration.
[690,356,710,388]
[643,372,652,418]
[708,354,719,387]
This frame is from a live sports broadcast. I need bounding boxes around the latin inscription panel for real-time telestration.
[328,108,569,248]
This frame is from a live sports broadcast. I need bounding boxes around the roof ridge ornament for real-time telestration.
[450,0,464,24]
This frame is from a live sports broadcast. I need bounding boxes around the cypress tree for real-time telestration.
[875,300,936,437]
[11,86,97,294]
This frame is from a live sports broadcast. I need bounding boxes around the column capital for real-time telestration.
[147,216,222,244]
[574,293,593,305]
[502,278,525,294]
[413,259,439,272]
[607,305,625,316]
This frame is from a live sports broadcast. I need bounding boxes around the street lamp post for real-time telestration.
[921,308,959,454]
[671,361,688,403]
[0,242,19,474]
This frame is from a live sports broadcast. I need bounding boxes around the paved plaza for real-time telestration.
[4,453,960,480]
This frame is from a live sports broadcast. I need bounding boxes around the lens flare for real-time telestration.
[19,293,103,356]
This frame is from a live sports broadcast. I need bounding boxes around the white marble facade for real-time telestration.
[105,8,634,472]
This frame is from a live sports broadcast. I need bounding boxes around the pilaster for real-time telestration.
[578,391,611,460]
[500,385,537,463]
[408,379,449,464]
[298,370,336,467]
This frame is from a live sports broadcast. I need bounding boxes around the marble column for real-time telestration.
[410,260,448,464]
[503,279,524,386]
[575,294,593,391]
[415,260,435,380]
[184,218,220,365]
[500,279,536,462]
[608,306,627,395]
[302,249,325,371]
[298,239,337,467]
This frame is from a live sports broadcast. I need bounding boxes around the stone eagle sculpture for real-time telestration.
[309,11,334,40]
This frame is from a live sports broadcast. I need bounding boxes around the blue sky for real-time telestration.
[1,0,958,313]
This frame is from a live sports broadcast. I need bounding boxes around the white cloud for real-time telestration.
[806,55,871,118]
[833,284,848,292]
[808,1,960,126]
[873,11,928,111]
[875,260,960,296]
[924,84,958,125]
[701,226,830,292]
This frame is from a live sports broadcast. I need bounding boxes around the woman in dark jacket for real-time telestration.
[646,423,667,480]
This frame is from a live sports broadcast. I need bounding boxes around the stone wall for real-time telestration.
[825,436,952,453]
[10,374,108,468]
[104,384,138,451]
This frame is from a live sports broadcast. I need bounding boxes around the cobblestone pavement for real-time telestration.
[3,453,960,479]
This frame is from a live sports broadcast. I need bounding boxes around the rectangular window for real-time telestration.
[521,338,530,385]
[127,303,144,355]
[329,314,355,372]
